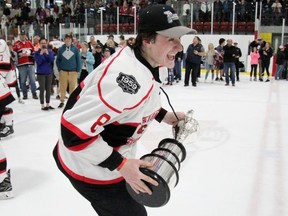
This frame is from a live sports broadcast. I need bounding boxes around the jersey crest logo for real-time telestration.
[116,72,141,94]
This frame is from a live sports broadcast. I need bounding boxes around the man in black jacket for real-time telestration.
[275,45,285,80]
[174,45,184,82]
[223,39,237,86]
[233,42,242,81]
[184,36,205,87]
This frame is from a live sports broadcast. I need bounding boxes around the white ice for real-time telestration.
[1,74,288,216]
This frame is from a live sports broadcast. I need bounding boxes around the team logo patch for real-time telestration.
[164,10,179,23]
[116,72,141,94]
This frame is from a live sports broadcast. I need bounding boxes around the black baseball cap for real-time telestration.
[138,4,194,38]
[20,30,26,35]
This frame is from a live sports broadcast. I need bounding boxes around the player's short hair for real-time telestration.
[130,32,157,50]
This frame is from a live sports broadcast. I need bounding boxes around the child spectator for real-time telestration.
[204,43,216,82]
[250,47,260,81]
[101,48,111,62]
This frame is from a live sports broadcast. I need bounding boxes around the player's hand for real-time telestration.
[162,111,185,126]
[119,159,158,195]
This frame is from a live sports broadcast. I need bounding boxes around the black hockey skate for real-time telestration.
[0,125,14,138]
[0,123,5,130]
[0,170,13,200]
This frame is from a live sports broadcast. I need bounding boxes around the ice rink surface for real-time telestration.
[1,74,288,216]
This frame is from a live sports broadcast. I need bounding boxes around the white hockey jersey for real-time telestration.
[0,39,10,66]
[0,39,16,86]
[0,74,15,108]
[53,46,167,185]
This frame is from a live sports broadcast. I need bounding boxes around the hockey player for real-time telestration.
[0,39,15,137]
[53,4,193,216]
[0,147,13,199]
[0,39,15,199]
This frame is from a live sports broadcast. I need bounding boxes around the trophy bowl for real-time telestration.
[126,139,186,207]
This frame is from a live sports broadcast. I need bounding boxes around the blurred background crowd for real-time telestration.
[0,0,287,41]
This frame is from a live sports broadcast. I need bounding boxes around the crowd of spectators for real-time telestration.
[0,31,136,109]
[0,0,288,40]
[182,0,287,25]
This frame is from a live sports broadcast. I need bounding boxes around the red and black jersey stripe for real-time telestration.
[0,157,7,175]
[0,92,15,108]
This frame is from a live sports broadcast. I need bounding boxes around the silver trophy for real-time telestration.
[172,109,200,145]
[126,110,200,207]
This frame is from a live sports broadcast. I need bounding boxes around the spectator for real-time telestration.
[38,7,47,23]
[117,40,127,51]
[101,48,111,62]
[257,37,268,81]
[34,37,55,110]
[260,42,273,82]
[0,14,8,35]
[3,4,11,18]
[119,35,125,43]
[223,39,237,86]
[119,0,131,23]
[96,39,104,48]
[56,34,81,108]
[204,43,216,82]
[200,0,211,21]
[127,37,136,46]
[233,42,242,81]
[53,3,59,15]
[174,46,184,83]
[105,2,114,24]
[262,0,273,25]
[214,0,223,22]
[13,30,38,100]
[271,0,283,25]
[275,45,285,80]
[117,35,127,50]
[73,37,82,49]
[33,36,41,51]
[92,44,103,69]
[36,0,41,8]
[222,0,233,21]
[192,0,201,22]
[247,0,258,22]
[215,38,225,81]
[184,36,205,87]
[236,0,249,22]
[88,35,96,52]
[62,4,72,27]
[79,42,95,83]
[249,47,260,81]
[166,67,174,85]
[182,0,191,26]
[6,41,24,104]
[104,34,119,49]
[104,38,116,55]
[21,2,31,23]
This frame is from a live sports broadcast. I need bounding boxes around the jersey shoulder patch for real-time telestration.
[116,72,141,94]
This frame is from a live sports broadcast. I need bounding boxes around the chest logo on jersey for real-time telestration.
[116,72,141,94]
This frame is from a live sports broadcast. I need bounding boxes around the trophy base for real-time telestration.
[126,168,170,207]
